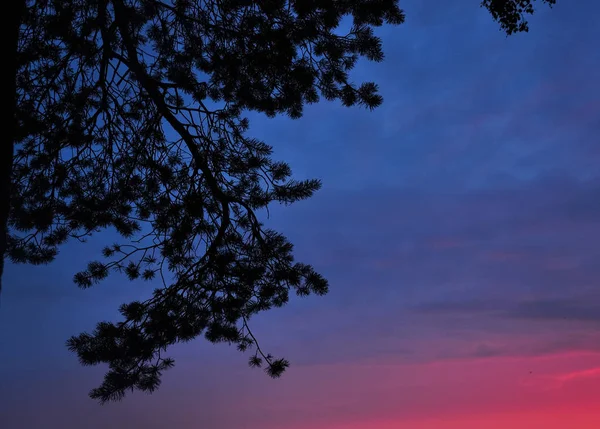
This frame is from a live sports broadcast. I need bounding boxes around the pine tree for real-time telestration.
[482,0,556,35]
[3,0,556,403]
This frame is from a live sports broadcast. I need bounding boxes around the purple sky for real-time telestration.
[1,1,599,428]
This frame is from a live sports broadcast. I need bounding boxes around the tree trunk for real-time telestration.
[0,0,26,297]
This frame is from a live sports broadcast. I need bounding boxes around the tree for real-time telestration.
[482,0,556,35]
[3,0,556,403]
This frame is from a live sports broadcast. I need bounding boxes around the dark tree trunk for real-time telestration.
[0,0,26,296]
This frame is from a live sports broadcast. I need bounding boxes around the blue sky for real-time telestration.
[1,1,599,428]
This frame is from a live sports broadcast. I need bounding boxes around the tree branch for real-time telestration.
[111,0,230,259]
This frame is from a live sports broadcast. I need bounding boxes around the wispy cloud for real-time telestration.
[555,367,600,383]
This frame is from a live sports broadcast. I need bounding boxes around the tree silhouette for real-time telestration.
[3,0,556,403]
[482,0,556,35]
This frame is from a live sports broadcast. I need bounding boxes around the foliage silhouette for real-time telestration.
[3,0,557,403]
[482,0,556,35]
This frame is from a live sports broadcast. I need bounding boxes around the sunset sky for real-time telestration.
[1,1,599,428]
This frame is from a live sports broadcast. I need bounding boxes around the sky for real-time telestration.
[1,1,599,428]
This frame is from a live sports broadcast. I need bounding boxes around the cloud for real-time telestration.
[508,300,600,323]
[555,367,600,383]
[414,298,600,325]
[413,299,503,316]
[530,335,600,356]
[471,343,508,358]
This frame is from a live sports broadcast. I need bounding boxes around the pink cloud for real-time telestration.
[555,366,600,383]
